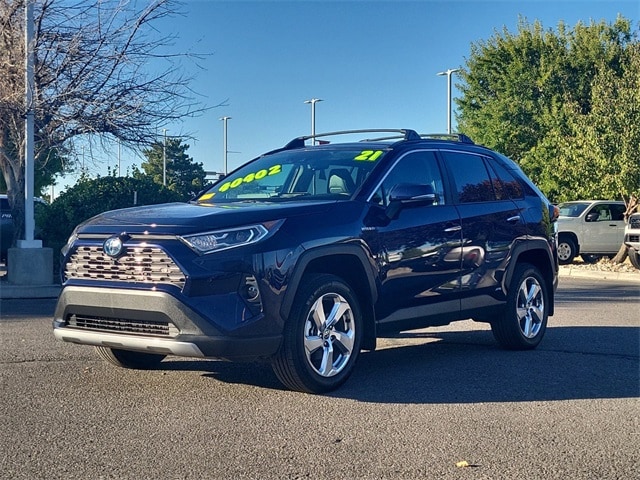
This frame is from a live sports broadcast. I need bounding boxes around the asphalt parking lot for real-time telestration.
[0,276,638,479]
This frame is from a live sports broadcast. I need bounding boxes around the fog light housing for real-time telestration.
[239,275,262,317]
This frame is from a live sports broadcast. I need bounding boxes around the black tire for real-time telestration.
[557,236,577,265]
[95,346,166,369]
[581,254,602,264]
[491,263,549,350]
[629,248,640,270]
[271,274,363,393]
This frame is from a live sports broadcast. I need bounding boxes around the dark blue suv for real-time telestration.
[53,129,559,393]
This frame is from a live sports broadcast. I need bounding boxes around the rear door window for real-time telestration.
[440,151,495,203]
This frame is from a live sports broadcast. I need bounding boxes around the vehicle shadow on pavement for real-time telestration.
[160,358,286,390]
[331,326,639,403]
[158,325,639,402]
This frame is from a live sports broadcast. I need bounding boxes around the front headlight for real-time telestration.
[180,222,280,254]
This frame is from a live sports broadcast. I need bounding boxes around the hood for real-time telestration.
[78,200,336,236]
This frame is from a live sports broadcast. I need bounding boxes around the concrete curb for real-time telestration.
[558,267,640,284]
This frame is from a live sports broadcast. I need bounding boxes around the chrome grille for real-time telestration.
[65,245,186,288]
[67,314,179,337]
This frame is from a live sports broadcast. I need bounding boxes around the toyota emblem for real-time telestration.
[103,236,124,258]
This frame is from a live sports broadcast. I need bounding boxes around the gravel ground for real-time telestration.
[561,256,639,274]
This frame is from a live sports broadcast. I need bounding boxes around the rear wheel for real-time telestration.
[629,248,640,270]
[491,263,548,350]
[95,346,166,369]
[272,274,362,393]
[557,236,577,265]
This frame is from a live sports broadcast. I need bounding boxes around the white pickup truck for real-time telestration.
[556,200,627,264]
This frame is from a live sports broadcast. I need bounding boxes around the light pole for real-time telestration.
[437,68,459,134]
[117,139,121,176]
[304,98,323,144]
[162,128,168,186]
[22,0,38,247]
[220,116,231,175]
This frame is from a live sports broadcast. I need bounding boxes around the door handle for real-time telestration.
[507,215,521,223]
[444,225,462,233]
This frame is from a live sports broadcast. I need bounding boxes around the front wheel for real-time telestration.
[629,248,640,270]
[491,263,549,350]
[95,346,166,369]
[557,236,577,265]
[271,274,362,393]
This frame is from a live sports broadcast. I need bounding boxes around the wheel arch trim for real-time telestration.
[279,244,379,349]
[503,238,557,316]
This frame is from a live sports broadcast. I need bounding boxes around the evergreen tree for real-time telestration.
[141,138,208,200]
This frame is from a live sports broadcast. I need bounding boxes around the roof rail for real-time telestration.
[419,133,475,144]
[282,129,421,150]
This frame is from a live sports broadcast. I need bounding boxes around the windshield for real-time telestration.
[196,147,387,203]
[558,202,589,217]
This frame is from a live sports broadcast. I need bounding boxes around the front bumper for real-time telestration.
[624,233,640,251]
[53,286,282,361]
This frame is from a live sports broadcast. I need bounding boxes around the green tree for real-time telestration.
[527,41,640,202]
[456,16,634,176]
[140,138,208,199]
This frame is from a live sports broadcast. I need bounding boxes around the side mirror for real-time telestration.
[585,212,600,222]
[389,183,437,204]
[386,183,437,219]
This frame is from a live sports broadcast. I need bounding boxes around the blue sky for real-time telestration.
[65,0,639,191]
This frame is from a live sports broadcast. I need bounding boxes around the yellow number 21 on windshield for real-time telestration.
[354,150,383,162]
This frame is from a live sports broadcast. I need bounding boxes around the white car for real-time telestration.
[624,212,640,269]
[556,200,626,264]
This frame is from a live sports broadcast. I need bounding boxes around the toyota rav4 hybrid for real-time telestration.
[53,129,559,393]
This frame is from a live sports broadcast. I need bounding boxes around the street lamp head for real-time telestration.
[437,68,460,76]
[304,98,323,105]
[219,116,232,121]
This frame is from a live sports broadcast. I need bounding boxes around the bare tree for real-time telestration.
[0,0,210,243]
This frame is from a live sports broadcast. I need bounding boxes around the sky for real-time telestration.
[60,0,640,193]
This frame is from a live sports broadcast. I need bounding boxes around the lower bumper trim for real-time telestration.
[53,328,205,357]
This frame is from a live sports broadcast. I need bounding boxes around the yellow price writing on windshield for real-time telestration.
[218,164,282,193]
[198,192,215,201]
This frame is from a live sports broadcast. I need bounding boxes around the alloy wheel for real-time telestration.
[516,276,545,339]
[303,292,355,377]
